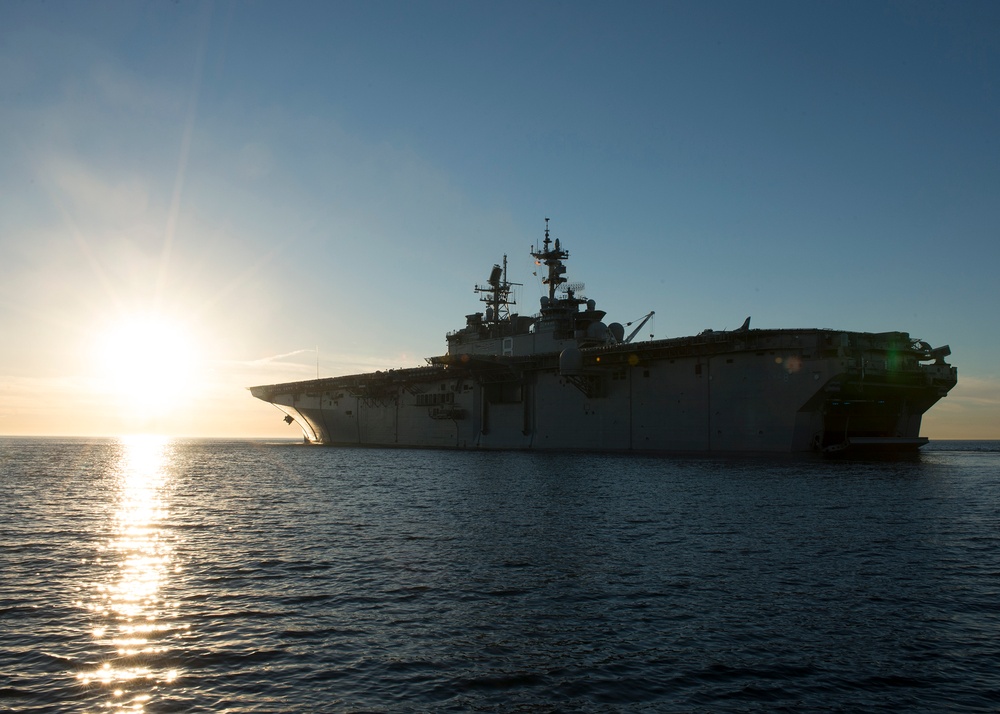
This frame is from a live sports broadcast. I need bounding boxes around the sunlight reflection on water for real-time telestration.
[76,435,180,710]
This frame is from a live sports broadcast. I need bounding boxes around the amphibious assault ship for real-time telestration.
[250,221,957,454]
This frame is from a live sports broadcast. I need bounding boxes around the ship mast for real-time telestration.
[474,253,519,329]
[530,217,570,302]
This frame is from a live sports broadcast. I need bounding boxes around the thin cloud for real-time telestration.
[233,349,316,367]
[935,376,1000,409]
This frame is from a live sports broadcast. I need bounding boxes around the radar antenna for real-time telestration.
[474,253,520,325]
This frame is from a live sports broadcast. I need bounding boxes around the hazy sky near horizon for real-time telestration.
[1,0,998,438]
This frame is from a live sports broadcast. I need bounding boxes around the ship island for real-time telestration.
[250,220,957,454]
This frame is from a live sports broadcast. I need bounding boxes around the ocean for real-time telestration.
[0,437,998,713]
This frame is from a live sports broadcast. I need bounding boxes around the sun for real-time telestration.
[91,312,200,420]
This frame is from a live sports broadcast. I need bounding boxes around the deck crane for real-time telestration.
[624,311,655,343]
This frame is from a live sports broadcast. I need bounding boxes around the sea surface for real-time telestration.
[1,437,998,713]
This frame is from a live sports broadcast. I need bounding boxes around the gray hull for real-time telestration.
[251,328,956,454]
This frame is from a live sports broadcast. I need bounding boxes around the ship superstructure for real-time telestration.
[250,221,957,454]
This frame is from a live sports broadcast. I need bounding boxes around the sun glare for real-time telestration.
[92,312,199,420]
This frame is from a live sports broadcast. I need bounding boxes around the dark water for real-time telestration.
[1,438,998,712]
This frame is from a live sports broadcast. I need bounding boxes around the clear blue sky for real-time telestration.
[1,0,997,437]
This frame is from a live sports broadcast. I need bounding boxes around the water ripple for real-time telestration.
[1,438,998,711]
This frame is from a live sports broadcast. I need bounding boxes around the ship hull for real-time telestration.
[251,328,956,455]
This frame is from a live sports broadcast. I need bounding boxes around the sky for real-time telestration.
[1,0,998,439]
